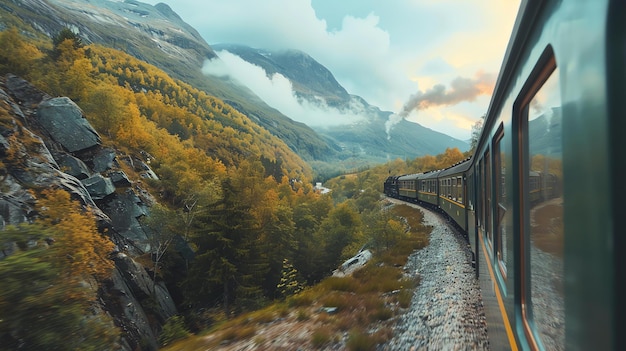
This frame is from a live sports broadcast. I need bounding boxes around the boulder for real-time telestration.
[107,267,159,351]
[109,170,132,188]
[4,74,50,108]
[113,253,177,321]
[36,97,101,152]
[0,134,9,156]
[55,153,91,180]
[138,160,159,180]
[91,147,117,173]
[101,191,150,253]
[82,174,116,200]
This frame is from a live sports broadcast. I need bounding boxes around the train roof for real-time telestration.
[397,173,422,181]
[476,0,536,155]
[417,169,442,180]
[438,158,472,177]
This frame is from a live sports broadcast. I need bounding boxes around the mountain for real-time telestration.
[211,44,470,164]
[1,0,468,170]
[1,0,336,161]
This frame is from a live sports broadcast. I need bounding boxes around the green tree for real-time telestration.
[51,28,83,59]
[185,177,263,315]
[316,202,362,274]
[469,115,485,153]
[276,258,304,298]
[141,203,178,295]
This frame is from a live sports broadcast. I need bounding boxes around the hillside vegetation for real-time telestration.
[0,25,469,350]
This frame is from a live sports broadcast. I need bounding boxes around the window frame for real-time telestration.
[515,48,558,351]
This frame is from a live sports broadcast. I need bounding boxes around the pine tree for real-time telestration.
[276,258,304,298]
[185,177,266,315]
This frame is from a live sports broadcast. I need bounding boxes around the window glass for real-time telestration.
[523,64,564,350]
[477,160,483,227]
[494,129,507,277]
[485,150,492,248]
[458,176,463,203]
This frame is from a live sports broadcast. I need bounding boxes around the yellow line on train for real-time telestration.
[438,195,466,209]
[479,232,518,351]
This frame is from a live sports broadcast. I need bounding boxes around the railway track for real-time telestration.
[381,199,489,350]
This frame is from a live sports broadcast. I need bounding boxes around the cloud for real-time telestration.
[203,50,367,126]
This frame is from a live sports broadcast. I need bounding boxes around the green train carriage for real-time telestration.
[436,159,471,235]
[469,0,621,349]
[384,0,621,349]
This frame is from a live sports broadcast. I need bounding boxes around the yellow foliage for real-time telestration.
[0,27,43,77]
[36,189,115,280]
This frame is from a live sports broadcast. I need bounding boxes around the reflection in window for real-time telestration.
[485,150,492,248]
[494,128,506,278]
[524,65,564,350]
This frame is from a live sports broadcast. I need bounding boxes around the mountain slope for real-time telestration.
[1,0,335,161]
[2,0,469,168]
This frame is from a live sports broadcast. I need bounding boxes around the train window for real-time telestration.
[493,126,506,278]
[456,177,463,203]
[484,149,492,250]
[519,55,564,350]
[476,160,485,229]
[452,178,456,201]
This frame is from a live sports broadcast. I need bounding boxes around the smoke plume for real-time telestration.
[386,71,495,140]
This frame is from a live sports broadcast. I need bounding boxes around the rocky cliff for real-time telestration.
[0,74,176,350]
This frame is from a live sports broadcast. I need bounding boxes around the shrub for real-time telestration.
[311,326,333,348]
[346,329,376,351]
[159,315,191,347]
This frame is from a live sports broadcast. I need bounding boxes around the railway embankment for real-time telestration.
[381,199,489,350]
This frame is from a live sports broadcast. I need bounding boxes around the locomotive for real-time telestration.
[384,0,621,349]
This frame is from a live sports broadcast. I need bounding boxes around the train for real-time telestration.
[384,0,621,350]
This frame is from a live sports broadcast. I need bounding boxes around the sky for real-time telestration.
[141,0,520,141]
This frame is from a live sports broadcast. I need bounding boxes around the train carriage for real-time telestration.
[397,173,421,202]
[470,0,620,349]
[384,0,621,349]
[416,170,441,208]
[436,159,471,234]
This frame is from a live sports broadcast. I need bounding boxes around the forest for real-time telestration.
[0,26,470,349]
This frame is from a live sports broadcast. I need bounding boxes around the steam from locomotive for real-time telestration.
[386,71,495,140]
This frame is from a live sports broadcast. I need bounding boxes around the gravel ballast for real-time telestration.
[380,200,489,351]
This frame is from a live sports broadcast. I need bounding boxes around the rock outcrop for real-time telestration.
[0,74,176,350]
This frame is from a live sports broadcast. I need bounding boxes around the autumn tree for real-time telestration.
[82,84,128,138]
[368,210,405,250]
[36,188,115,281]
[0,234,120,350]
[0,189,120,350]
[437,147,465,169]
[276,258,304,298]
[0,27,43,78]
[253,188,297,297]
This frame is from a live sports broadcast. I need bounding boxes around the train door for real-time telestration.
[516,51,564,350]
